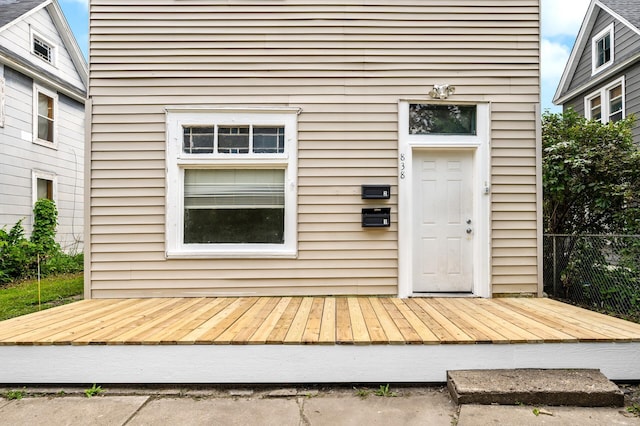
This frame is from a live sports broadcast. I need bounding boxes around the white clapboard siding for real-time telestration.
[88,0,540,297]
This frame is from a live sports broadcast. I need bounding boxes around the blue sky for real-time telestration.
[58,0,591,113]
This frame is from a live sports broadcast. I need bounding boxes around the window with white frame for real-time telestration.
[32,170,57,205]
[165,108,299,257]
[592,24,614,74]
[584,77,625,123]
[30,29,56,66]
[33,84,57,146]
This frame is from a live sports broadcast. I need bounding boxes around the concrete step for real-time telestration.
[447,369,624,407]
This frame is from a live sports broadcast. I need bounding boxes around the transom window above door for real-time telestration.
[409,104,477,135]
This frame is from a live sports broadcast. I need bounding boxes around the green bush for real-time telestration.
[31,199,60,260]
[0,200,82,284]
[40,252,84,276]
[0,220,35,283]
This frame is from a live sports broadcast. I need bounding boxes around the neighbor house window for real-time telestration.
[32,170,57,205]
[166,108,299,257]
[30,29,56,66]
[592,24,614,74]
[409,104,477,135]
[33,84,57,146]
[585,77,625,123]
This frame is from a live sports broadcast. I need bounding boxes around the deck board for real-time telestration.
[411,299,474,343]
[318,297,336,344]
[247,297,291,344]
[0,297,639,346]
[358,297,388,344]
[301,297,324,344]
[267,297,302,344]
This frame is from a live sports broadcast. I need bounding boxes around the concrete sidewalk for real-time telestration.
[0,386,638,425]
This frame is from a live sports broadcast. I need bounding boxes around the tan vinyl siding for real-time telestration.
[89,0,540,298]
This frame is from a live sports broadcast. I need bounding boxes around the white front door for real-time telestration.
[412,150,474,293]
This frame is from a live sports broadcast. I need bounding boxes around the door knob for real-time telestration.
[466,228,473,234]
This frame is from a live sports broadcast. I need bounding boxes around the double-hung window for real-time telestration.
[166,108,299,257]
[592,24,614,74]
[33,84,57,146]
[584,77,625,123]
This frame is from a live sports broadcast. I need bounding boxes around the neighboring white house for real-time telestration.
[0,0,87,252]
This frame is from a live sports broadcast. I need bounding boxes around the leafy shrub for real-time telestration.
[31,199,60,260]
[0,200,82,284]
[40,252,84,276]
[0,220,35,284]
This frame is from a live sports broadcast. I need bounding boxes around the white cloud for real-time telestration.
[541,38,570,82]
[541,39,572,110]
[541,0,591,38]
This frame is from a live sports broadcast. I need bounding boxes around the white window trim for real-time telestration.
[30,28,57,67]
[591,23,614,75]
[31,170,58,206]
[33,83,58,148]
[584,76,625,123]
[397,101,491,298]
[165,108,299,258]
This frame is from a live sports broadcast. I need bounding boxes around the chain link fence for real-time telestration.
[543,234,640,323]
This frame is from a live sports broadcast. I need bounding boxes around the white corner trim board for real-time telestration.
[1,342,639,383]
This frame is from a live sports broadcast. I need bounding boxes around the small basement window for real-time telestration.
[409,104,477,135]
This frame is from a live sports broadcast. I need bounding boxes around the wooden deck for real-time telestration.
[1,297,639,346]
[1,297,640,383]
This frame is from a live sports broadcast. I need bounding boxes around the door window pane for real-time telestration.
[409,104,477,135]
[184,169,285,244]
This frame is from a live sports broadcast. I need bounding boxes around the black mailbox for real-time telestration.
[362,208,391,228]
[361,185,391,199]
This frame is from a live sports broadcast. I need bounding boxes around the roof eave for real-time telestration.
[553,0,599,104]
[554,52,640,105]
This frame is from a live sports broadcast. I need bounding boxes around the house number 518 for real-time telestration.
[400,153,406,179]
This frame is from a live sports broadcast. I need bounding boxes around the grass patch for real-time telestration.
[0,273,83,321]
